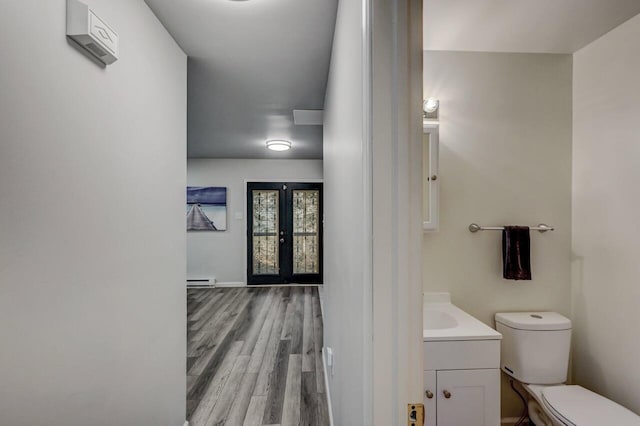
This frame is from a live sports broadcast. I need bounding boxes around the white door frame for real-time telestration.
[370,0,424,423]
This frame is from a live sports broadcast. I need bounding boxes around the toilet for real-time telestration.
[495,312,640,426]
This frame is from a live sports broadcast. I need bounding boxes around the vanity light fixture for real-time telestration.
[266,140,292,151]
[423,98,439,113]
[423,98,439,120]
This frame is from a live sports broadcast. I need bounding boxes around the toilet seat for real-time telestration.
[540,385,640,426]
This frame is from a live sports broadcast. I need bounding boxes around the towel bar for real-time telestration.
[468,223,554,233]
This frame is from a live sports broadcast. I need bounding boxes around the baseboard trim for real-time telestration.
[319,297,334,426]
[318,284,330,423]
[217,283,323,288]
[322,347,335,426]
[214,282,245,287]
[317,285,325,319]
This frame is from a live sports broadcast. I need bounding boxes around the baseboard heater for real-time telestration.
[187,278,216,288]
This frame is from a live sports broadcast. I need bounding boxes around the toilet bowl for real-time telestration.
[523,384,640,426]
[495,312,640,426]
[526,391,555,426]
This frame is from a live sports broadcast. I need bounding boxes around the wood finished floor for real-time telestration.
[187,286,330,426]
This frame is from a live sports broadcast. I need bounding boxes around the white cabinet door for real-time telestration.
[436,369,500,426]
[422,125,439,232]
[424,371,437,426]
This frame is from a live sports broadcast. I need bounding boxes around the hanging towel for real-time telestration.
[502,226,532,280]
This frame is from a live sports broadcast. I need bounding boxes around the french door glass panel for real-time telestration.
[293,190,320,274]
[252,190,279,275]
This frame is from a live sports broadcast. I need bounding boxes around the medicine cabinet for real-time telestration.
[423,122,439,232]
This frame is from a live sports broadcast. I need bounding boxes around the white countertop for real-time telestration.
[423,293,502,342]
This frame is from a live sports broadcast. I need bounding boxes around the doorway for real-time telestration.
[247,182,323,284]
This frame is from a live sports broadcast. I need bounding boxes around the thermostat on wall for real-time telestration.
[66,0,119,65]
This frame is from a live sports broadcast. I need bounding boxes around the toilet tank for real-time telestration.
[495,312,572,385]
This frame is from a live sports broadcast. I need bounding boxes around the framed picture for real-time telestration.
[186,187,227,231]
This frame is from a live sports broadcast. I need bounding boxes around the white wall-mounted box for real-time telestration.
[66,0,119,65]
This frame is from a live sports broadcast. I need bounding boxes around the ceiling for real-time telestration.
[424,0,640,54]
[145,0,337,159]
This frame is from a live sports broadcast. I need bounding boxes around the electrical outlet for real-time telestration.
[407,403,424,426]
[325,347,334,376]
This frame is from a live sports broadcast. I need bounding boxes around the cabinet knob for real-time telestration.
[431,174,438,181]
[425,390,434,399]
[443,390,452,399]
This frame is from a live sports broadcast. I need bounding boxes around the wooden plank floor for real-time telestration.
[187,286,330,426]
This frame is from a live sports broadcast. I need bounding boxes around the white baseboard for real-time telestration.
[319,298,334,426]
[322,347,335,426]
[215,283,323,288]
[317,285,325,319]
[215,281,246,287]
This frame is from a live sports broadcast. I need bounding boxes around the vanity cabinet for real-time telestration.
[423,369,500,426]
[422,340,501,426]
[422,294,502,426]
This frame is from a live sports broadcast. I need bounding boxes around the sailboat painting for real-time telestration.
[186,187,227,231]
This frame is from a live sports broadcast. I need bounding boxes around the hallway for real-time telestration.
[187,287,330,425]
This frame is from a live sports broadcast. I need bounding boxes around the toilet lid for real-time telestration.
[541,385,640,426]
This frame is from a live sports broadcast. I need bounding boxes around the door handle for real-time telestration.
[443,390,451,399]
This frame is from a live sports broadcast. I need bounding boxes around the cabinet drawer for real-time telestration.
[424,340,500,371]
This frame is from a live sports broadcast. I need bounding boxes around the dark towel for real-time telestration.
[502,226,532,280]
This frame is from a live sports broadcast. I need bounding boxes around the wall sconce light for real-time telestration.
[423,98,439,120]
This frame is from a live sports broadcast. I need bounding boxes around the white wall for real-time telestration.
[423,51,573,417]
[325,0,425,423]
[371,0,425,423]
[0,1,187,425]
[572,13,640,416]
[322,0,369,422]
[187,159,323,283]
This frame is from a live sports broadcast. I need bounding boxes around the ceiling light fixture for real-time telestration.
[266,140,292,151]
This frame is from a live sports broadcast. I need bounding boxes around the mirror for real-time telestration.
[423,123,439,231]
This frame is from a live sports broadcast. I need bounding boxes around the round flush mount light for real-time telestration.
[266,140,292,151]
[423,98,439,114]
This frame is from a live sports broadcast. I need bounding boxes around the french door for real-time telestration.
[247,182,323,285]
